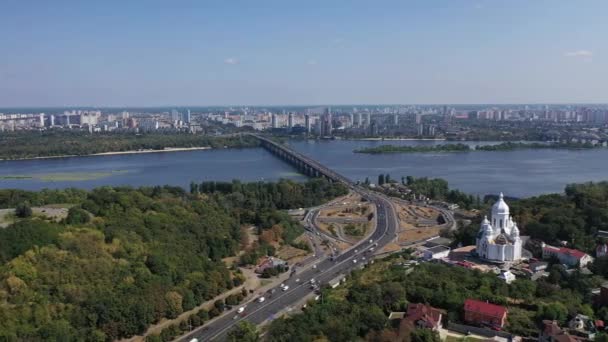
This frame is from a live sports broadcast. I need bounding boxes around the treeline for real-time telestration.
[0,179,346,341]
[354,143,470,154]
[0,131,259,160]
[353,141,601,154]
[476,141,597,151]
[267,256,604,341]
[403,176,479,209]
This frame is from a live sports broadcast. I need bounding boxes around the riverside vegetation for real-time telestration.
[0,178,347,341]
[354,141,599,154]
[0,131,260,160]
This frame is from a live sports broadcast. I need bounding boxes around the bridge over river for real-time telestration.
[181,134,399,342]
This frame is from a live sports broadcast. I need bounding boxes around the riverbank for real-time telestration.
[0,146,212,161]
[354,141,603,154]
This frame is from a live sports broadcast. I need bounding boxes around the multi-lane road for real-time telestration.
[180,189,398,342]
[180,135,400,341]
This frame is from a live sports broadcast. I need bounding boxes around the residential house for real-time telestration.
[406,303,444,331]
[539,320,582,342]
[542,244,593,268]
[464,298,508,328]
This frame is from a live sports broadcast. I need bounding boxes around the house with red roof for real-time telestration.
[406,303,444,330]
[463,299,508,328]
[542,244,593,268]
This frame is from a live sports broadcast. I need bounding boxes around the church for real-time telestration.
[476,193,523,262]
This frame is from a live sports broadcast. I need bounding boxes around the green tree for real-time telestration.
[65,206,90,224]
[15,202,32,218]
[227,321,259,342]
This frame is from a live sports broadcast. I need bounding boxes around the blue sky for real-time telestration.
[0,0,606,106]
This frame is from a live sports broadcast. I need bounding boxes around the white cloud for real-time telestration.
[307,59,317,65]
[224,57,239,65]
[564,50,593,58]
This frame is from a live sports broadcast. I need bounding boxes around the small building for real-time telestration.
[255,256,286,274]
[597,243,608,258]
[542,244,593,268]
[463,298,508,328]
[530,261,549,273]
[423,245,451,260]
[568,314,597,340]
[540,320,582,342]
[406,303,444,330]
[498,270,516,284]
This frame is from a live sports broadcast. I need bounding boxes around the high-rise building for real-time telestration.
[271,113,278,128]
[305,114,311,133]
[50,114,55,126]
[415,114,422,124]
[171,109,180,122]
[288,112,294,128]
[184,109,191,124]
[349,113,354,127]
[357,113,362,127]
[393,114,399,126]
[366,113,371,127]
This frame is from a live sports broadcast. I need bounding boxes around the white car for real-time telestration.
[314,295,321,301]
[310,278,316,283]
[280,283,285,288]
[353,259,357,263]
[237,306,245,314]
[258,297,265,303]
[282,285,289,291]
[295,278,300,282]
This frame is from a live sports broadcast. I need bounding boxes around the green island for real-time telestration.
[354,141,600,154]
[0,131,259,160]
[0,179,347,341]
[475,141,598,151]
[354,143,471,154]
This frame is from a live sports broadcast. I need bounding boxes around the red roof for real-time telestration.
[406,303,443,329]
[464,299,507,318]
[543,245,588,260]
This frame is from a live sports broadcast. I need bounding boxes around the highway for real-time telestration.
[179,136,399,342]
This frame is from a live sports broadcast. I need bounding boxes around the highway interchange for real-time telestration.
[181,136,400,342]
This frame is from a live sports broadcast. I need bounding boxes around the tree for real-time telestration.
[410,328,440,342]
[15,202,32,218]
[227,321,259,342]
[65,206,90,225]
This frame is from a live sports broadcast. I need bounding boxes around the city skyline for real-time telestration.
[1,0,606,106]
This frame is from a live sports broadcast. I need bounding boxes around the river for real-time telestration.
[1,139,607,198]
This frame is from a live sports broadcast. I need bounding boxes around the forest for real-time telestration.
[0,178,346,341]
[0,131,259,160]
[265,254,607,341]
[354,144,471,154]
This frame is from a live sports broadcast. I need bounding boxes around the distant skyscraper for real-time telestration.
[357,113,362,127]
[171,109,180,122]
[271,113,278,128]
[184,109,191,124]
[50,114,55,126]
[305,114,311,134]
[349,113,354,127]
[366,113,371,127]
[393,114,399,126]
[288,112,294,128]
[415,114,422,124]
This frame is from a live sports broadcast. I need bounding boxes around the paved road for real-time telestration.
[179,136,399,342]
[180,191,397,342]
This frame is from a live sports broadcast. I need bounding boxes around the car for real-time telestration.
[312,264,317,269]
[353,259,357,263]
[310,278,316,283]
[258,296,265,303]
[314,295,321,301]
[369,239,373,244]
[280,283,285,288]
[295,278,300,282]
[282,285,289,291]
[237,306,245,314]
[233,315,239,320]
[354,249,358,253]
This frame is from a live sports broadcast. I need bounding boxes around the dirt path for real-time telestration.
[119,269,261,342]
